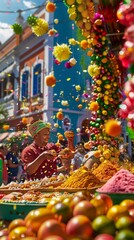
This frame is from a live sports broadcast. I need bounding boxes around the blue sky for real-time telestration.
[0,0,45,43]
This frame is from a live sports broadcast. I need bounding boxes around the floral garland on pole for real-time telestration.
[63,0,123,162]
[117,0,134,139]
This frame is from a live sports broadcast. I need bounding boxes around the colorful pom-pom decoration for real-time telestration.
[11,23,23,35]
[2,124,10,131]
[46,2,56,13]
[69,58,77,66]
[52,44,72,62]
[80,40,89,50]
[45,75,56,87]
[48,28,57,36]
[105,119,122,137]
[32,18,49,36]
[94,150,101,158]
[56,111,64,120]
[22,117,28,125]
[27,15,38,27]
[88,64,100,77]
[65,61,72,68]
[89,101,99,111]
[58,134,64,141]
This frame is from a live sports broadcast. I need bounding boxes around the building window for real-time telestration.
[22,70,29,99]
[33,63,41,96]
[0,73,14,99]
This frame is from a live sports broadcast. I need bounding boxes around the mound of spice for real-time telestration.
[98,169,134,193]
[92,160,119,181]
[59,166,101,189]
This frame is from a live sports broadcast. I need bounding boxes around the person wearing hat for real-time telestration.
[21,120,74,180]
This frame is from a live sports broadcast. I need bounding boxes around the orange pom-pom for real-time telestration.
[22,117,28,125]
[94,150,101,158]
[3,124,10,131]
[56,111,64,120]
[46,2,56,13]
[48,29,56,36]
[89,102,99,111]
[80,40,89,50]
[84,142,90,150]
[58,134,64,141]
[45,75,56,87]
[105,119,122,137]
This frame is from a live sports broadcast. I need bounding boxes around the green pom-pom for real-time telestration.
[11,23,23,35]
[27,15,38,27]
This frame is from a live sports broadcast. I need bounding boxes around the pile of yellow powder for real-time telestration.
[59,166,101,189]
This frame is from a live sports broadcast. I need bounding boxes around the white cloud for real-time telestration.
[23,0,36,8]
[0,22,13,44]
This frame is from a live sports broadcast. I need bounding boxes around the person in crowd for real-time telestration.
[6,142,20,183]
[0,144,8,185]
[71,142,86,171]
[21,120,75,180]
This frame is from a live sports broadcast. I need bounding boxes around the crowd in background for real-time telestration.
[0,119,133,185]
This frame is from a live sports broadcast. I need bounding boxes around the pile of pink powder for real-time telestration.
[98,169,134,193]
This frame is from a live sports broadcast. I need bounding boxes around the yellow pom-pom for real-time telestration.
[105,119,122,137]
[75,85,81,91]
[58,134,64,141]
[103,149,111,159]
[32,18,49,36]
[45,75,56,87]
[88,64,100,77]
[53,44,72,62]
[89,101,99,111]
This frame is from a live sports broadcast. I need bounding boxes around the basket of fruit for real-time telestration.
[0,202,47,221]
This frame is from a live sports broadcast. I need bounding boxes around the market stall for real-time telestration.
[0,0,134,239]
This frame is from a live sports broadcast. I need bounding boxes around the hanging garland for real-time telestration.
[117,0,134,138]
[63,0,123,162]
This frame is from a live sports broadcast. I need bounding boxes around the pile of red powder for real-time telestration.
[98,169,134,193]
